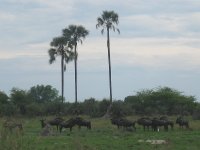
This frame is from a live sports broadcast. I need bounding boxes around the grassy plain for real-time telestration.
[0,116,200,150]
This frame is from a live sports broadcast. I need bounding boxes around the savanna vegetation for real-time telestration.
[0,115,200,150]
[1,10,200,150]
[0,85,199,119]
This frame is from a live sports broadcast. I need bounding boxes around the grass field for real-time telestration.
[0,116,200,150]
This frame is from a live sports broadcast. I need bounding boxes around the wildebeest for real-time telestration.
[151,117,168,131]
[176,116,189,129]
[160,116,174,130]
[121,118,136,130]
[111,118,136,130]
[59,118,77,133]
[137,117,152,131]
[40,117,64,131]
[111,118,123,128]
[75,117,91,129]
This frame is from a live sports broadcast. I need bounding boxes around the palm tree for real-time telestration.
[63,25,89,104]
[96,10,120,116]
[48,36,74,103]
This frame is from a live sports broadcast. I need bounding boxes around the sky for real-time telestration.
[0,0,200,102]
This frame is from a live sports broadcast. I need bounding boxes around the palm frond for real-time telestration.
[96,17,104,28]
[48,48,57,64]
[101,29,104,34]
[50,36,67,47]
[117,28,120,34]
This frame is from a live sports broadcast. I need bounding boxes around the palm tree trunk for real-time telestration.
[61,48,64,103]
[103,27,113,118]
[107,27,112,104]
[74,43,78,104]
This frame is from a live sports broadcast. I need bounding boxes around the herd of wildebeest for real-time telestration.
[1,115,190,135]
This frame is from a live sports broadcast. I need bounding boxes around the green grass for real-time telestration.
[0,116,200,150]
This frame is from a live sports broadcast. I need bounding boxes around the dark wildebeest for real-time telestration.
[160,116,174,130]
[111,118,136,131]
[74,117,91,129]
[137,117,152,131]
[120,118,136,131]
[151,117,168,131]
[176,116,189,129]
[40,117,64,131]
[111,118,123,129]
[59,118,77,133]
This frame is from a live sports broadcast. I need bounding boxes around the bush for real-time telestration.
[26,103,45,116]
[193,104,200,120]
[0,103,17,116]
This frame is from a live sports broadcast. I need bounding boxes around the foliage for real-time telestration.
[96,10,120,34]
[0,91,9,104]
[0,103,17,116]
[193,103,200,120]
[124,87,197,116]
[0,86,199,117]
[10,88,30,115]
[28,85,60,103]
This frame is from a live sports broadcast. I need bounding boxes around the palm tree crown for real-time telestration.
[63,25,89,47]
[49,36,74,65]
[96,10,120,34]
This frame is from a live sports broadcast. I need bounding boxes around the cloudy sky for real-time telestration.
[0,0,200,102]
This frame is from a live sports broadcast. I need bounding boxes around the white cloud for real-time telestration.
[0,11,16,21]
[74,37,200,72]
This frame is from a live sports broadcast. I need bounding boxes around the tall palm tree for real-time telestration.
[63,25,89,104]
[48,36,74,103]
[96,10,120,115]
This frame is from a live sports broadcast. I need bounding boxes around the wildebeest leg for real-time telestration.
[171,124,173,130]
[59,126,62,133]
[164,125,168,131]
[133,125,136,131]
[153,125,157,131]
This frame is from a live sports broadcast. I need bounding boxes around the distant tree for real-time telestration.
[98,99,110,116]
[63,25,89,104]
[48,36,75,103]
[96,10,120,116]
[28,85,60,103]
[193,103,200,120]
[124,87,197,115]
[1,103,17,116]
[111,100,124,118]
[10,88,29,115]
[82,98,98,117]
[0,91,9,104]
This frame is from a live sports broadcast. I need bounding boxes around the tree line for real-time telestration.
[0,85,199,119]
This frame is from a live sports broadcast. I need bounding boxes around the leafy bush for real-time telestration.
[0,103,17,116]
